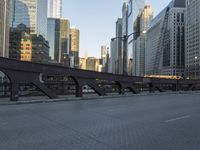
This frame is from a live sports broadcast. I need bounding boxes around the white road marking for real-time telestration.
[165,115,190,123]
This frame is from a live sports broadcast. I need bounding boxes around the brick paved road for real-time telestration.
[0,93,200,150]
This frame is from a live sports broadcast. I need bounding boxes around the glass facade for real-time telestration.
[127,0,145,75]
[128,0,145,41]
[47,18,70,64]
[186,0,200,79]
[70,27,80,68]
[116,18,123,74]
[145,0,186,76]
[10,0,47,39]
[47,18,57,60]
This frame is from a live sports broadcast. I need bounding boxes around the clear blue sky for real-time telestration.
[62,0,171,58]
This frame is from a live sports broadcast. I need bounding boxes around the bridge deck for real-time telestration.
[0,93,200,150]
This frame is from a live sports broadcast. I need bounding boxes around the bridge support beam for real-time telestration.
[118,82,139,95]
[32,81,57,99]
[74,77,106,97]
[3,70,57,101]
[10,82,19,101]
[75,85,83,97]
[149,83,155,93]
[187,84,196,91]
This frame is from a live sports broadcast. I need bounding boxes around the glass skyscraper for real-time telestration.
[145,0,186,76]
[127,0,145,75]
[186,0,200,79]
[47,18,70,65]
[70,27,80,68]
[50,0,62,18]
[10,0,48,39]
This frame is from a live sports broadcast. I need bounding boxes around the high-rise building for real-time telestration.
[127,0,145,75]
[140,5,153,34]
[110,18,123,74]
[47,18,70,65]
[185,0,200,79]
[105,49,111,73]
[122,1,128,74]
[110,39,117,74]
[9,24,49,63]
[116,18,123,74]
[50,0,62,18]
[59,18,70,65]
[133,5,153,76]
[70,26,80,68]
[0,0,10,57]
[79,57,86,70]
[122,1,128,37]
[10,0,48,39]
[86,57,100,72]
[47,18,59,61]
[101,45,107,72]
[145,0,186,76]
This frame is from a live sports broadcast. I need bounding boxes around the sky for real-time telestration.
[62,0,171,58]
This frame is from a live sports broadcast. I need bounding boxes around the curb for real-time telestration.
[0,91,200,106]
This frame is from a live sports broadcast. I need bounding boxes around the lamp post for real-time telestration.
[111,30,146,76]
[195,56,198,79]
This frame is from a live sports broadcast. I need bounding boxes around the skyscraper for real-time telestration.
[50,0,62,18]
[86,57,100,72]
[110,39,117,74]
[101,45,107,72]
[9,24,49,63]
[0,0,10,57]
[133,5,153,76]
[47,18,70,65]
[186,0,200,79]
[145,0,186,76]
[10,0,48,39]
[116,18,123,74]
[140,5,153,33]
[122,1,128,74]
[127,0,145,75]
[70,26,80,68]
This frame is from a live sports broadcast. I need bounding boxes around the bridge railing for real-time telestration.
[0,57,200,101]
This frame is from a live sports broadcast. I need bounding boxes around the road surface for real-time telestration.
[0,93,200,150]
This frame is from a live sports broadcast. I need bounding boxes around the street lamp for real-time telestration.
[111,30,146,76]
[195,56,198,79]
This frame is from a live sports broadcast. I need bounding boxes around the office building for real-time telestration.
[86,57,100,72]
[9,24,49,63]
[70,26,80,68]
[105,49,111,73]
[140,5,153,34]
[50,0,62,18]
[127,0,145,75]
[79,57,86,70]
[145,0,186,76]
[47,18,70,65]
[122,1,128,74]
[0,0,10,57]
[110,18,123,74]
[185,0,200,79]
[116,18,123,74]
[10,0,48,39]
[101,45,107,72]
[116,19,123,74]
[133,5,153,76]
[110,39,117,74]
